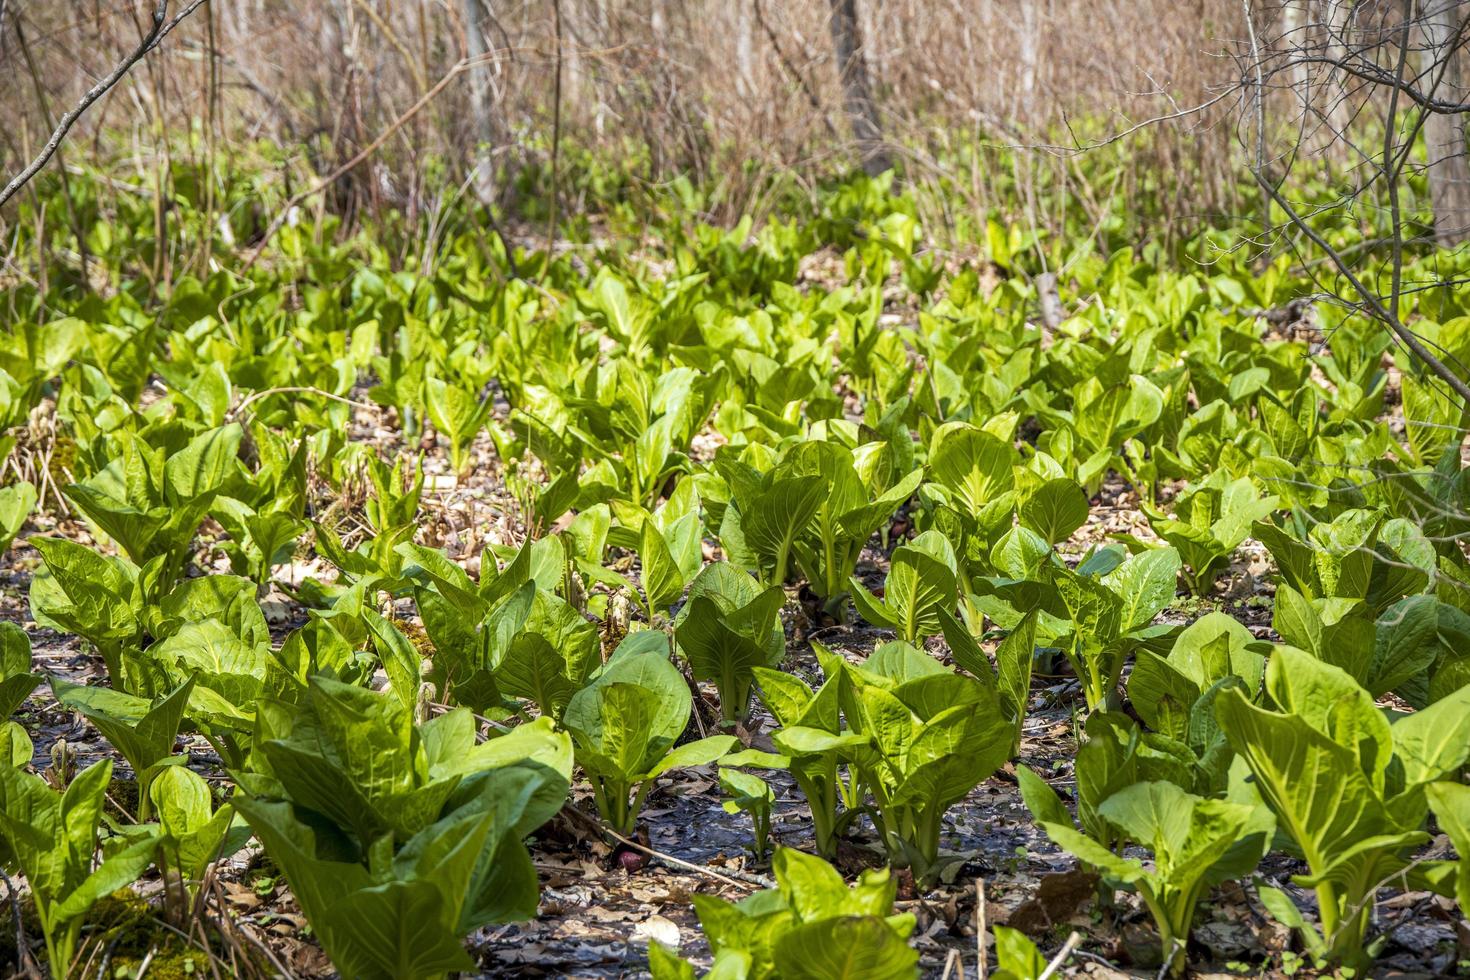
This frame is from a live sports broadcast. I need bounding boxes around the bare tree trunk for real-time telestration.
[1281,2,1307,95]
[735,1,754,100]
[1321,0,1354,142]
[1421,0,1470,247]
[1282,1,1329,154]
[826,0,890,176]
[1018,0,1040,119]
[562,0,582,115]
[464,0,497,205]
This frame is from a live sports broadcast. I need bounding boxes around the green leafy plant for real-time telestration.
[1069,374,1166,493]
[635,509,703,618]
[0,760,158,976]
[927,421,1017,518]
[756,661,853,860]
[1017,476,1091,547]
[1142,474,1278,595]
[940,608,1037,753]
[29,537,146,682]
[1127,612,1264,745]
[425,373,494,477]
[308,454,425,593]
[123,765,252,920]
[972,537,1181,711]
[649,848,918,979]
[0,480,36,552]
[210,427,310,587]
[718,749,787,860]
[234,677,573,980]
[786,438,923,605]
[715,450,827,588]
[1269,587,1446,703]
[1023,712,1205,852]
[0,623,40,719]
[63,425,242,582]
[51,676,194,821]
[1049,552,1127,710]
[213,497,306,587]
[563,637,736,832]
[849,529,959,643]
[923,420,1019,564]
[1216,646,1470,971]
[674,562,785,723]
[1426,781,1470,914]
[400,540,600,718]
[991,925,1050,980]
[823,642,1013,885]
[1024,774,1271,975]
[1253,509,1435,614]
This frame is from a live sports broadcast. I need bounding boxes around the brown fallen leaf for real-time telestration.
[1120,920,1163,969]
[1005,867,1099,935]
[221,880,261,909]
[630,914,681,947]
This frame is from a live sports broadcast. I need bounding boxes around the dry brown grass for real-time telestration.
[0,1,1313,238]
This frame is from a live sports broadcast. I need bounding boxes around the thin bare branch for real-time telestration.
[0,0,208,210]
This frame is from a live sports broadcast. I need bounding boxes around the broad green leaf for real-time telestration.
[1102,548,1181,632]
[1215,687,1388,876]
[52,676,194,794]
[1390,682,1470,787]
[929,422,1015,512]
[1128,652,1200,742]
[52,833,159,924]
[0,623,39,718]
[675,563,784,722]
[851,530,957,642]
[1019,478,1089,546]
[164,424,243,502]
[772,916,919,979]
[641,517,688,611]
[155,574,270,648]
[29,536,141,655]
[494,633,578,720]
[1369,596,1439,696]
[1098,780,1254,890]
[645,735,738,779]
[648,942,700,980]
[362,608,424,708]
[1264,645,1390,784]
[1426,781,1470,913]
[992,925,1048,980]
[0,481,36,552]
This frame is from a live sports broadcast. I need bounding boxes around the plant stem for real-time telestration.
[719,663,742,724]
[771,541,790,589]
[822,527,839,598]
[1316,881,1342,959]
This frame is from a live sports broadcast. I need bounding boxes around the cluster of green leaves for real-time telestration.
[1217,647,1470,971]
[649,848,919,979]
[3,156,1470,980]
[562,634,736,833]
[234,679,573,978]
[756,641,1014,886]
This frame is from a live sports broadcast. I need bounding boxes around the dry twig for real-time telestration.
[0,0,208,209]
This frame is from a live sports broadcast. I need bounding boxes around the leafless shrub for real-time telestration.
[0,0,1258,240]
